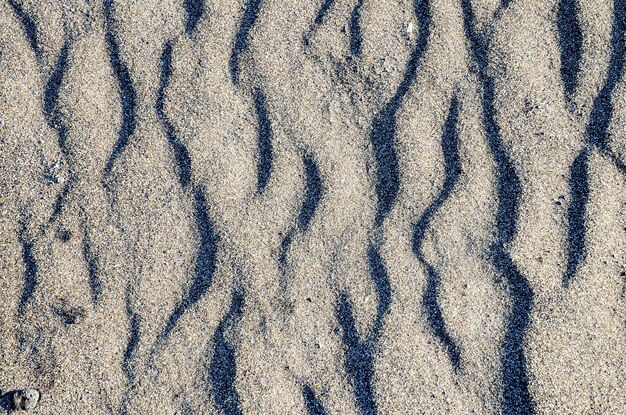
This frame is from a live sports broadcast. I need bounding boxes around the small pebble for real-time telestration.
[554,195,565,206]
[12,388,40,411]
[407,22,413,34]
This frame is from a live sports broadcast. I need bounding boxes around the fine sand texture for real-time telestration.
[0,0,624,414]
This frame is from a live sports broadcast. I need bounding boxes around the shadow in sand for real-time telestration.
[184,0,205,35]
[460,0,535,412]
[557,0,582,101]
[299,155,322,230]
[210,288,245,415]
[7,0,41,60]
[103,0,137,177]
[157,41,193,189]
[349,0,364,56]
[230,0,264,85]
[43,40,71,151]
[337,2,432,413]
[81,229,103,305]
[337,294,376,415]
[161,187,218,341]
[412,96,462,371]
[303,384,329,415]
[370,0,431,226]
[564,0,626,286]
[18,225,38,316]
[303,0,336,47]
[254,89,273,193]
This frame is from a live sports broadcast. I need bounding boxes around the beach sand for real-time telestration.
[0,0,624,413]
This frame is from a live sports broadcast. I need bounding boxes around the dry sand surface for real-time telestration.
[0,0,624,414]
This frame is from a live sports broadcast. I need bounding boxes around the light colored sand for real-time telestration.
[0,0,624,414]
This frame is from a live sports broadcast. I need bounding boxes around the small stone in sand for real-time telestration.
[12,388,40,411]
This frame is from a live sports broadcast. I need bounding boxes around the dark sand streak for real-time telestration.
[229,0,265,85]
[7,0,41,60]
[81,228,103,305]
[157,41,192,189]
[155,41,219,343]
[303,0,336,47]
[337,294,376,415]
[210,288,245,415]
[254,89,273,193]
[45,181,71,229]
[41,41,74,231]
[277,155,322,332]
[336,246,392,415]
[279,154,322,293]
[184,0,205,35]
[557,0,582,101]
[160,186,219,341]
[337,1,432,413]
[303,384,330,415]
[371,0,431,226]
[18,226,38,316]
[349,0,365,57]
[43,40,71,151]
[119,289,141,415]
[564,0,626,286]
[412,96,462,371]
[461,1,535,412]
[103,0,137,177]
[299,155,323,230]
[122,295,141,385]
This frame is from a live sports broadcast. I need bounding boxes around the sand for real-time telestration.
[0,0,624,414]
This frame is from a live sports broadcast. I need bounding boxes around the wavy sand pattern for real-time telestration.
[0,0,624,414]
